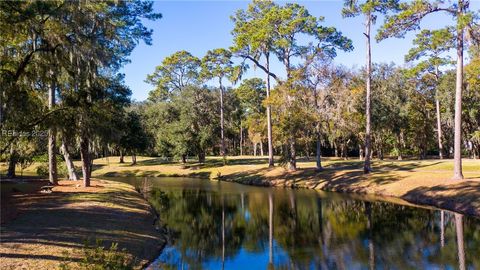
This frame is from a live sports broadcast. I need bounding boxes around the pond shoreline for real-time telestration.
[0,179,165,270]
[218,174,480,218]
[89,156,480,219]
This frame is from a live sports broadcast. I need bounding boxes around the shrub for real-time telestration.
[60,239,134,270]
[36,162,69,178]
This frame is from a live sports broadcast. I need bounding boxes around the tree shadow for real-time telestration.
[0,180,164,268]
[402,181,480,217]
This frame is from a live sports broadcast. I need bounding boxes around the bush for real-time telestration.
[36,162,69,178]
[60,239,134,270]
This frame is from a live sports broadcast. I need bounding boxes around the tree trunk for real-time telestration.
[359,144,364,161]
[48,78,58,185]
[435,98,444,159]
[316,136,322,171]
[240,122,243,156]
[364,12,373,174]
[452,3,464,180]
[288,139,296,171]
[7,147,17,178]
[334,141,339,158]
[219,78,226,165]
[198,151,205,163]
[119,150,124,163]
[80,135,90,187]
[132,153,136,165]
[253,143,257,156]
[60,138,78,181]
[265,54,274,167]
[260,141,264,156]
[181,154,186,164]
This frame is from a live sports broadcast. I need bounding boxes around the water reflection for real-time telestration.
[113,177,480,270]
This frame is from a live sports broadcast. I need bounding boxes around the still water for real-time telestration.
[114,177,480,270]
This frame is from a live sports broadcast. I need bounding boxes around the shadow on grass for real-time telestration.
[374,160,444,171]
[0,181,163,268]
[101,169,212,179]
[220,162,403,192]
[402,181,480,216]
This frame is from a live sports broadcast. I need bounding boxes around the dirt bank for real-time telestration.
[0,179,164,269]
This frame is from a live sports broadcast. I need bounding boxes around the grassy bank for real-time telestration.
[2,156,480,217]
[0,179,164,269]
[88,156,480,216]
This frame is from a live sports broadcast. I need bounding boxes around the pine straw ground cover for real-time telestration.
[0,179,164,270]
[90,156,480,217]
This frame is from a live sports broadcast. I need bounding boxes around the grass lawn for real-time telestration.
[0,179,164,270]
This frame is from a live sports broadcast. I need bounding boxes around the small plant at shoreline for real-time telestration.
[59,239,134,270]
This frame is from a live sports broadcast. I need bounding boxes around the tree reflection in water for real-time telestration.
[130,178,480,270]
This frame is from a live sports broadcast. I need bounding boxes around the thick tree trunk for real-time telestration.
[334,141,339,158]
[316,137,322,171]
[132,153,136,165]
[364,13,372,174]
[396,133,403,160]
[219,78,226,165]
[7,147,17,178]
[60,138,78,181]
[119,150,124,163]
[198,151,205,163]
[265,54,274,167]
[288,139,296,171]
[253,143,257,156]
[80,135,90,187]
[48,79,58,185]
[260,142,264,156]
[452,10,464,180]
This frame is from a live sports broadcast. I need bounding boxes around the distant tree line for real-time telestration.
[1,0,479,185]
[141,0,479,178]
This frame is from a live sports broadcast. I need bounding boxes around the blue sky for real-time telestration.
[122,0,478,101]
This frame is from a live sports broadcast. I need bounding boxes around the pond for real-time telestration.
[112,177,480,270]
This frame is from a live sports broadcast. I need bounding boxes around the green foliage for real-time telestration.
[144,85,220,159]
[342,0,400,21]
[36,162,69,178]
[234,78,266,116]
[119,111,150,156]
[201,48,239,83]
[60,239,133,270]
[146,51,201,101]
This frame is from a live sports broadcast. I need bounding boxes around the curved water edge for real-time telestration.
[104,176,480,269]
